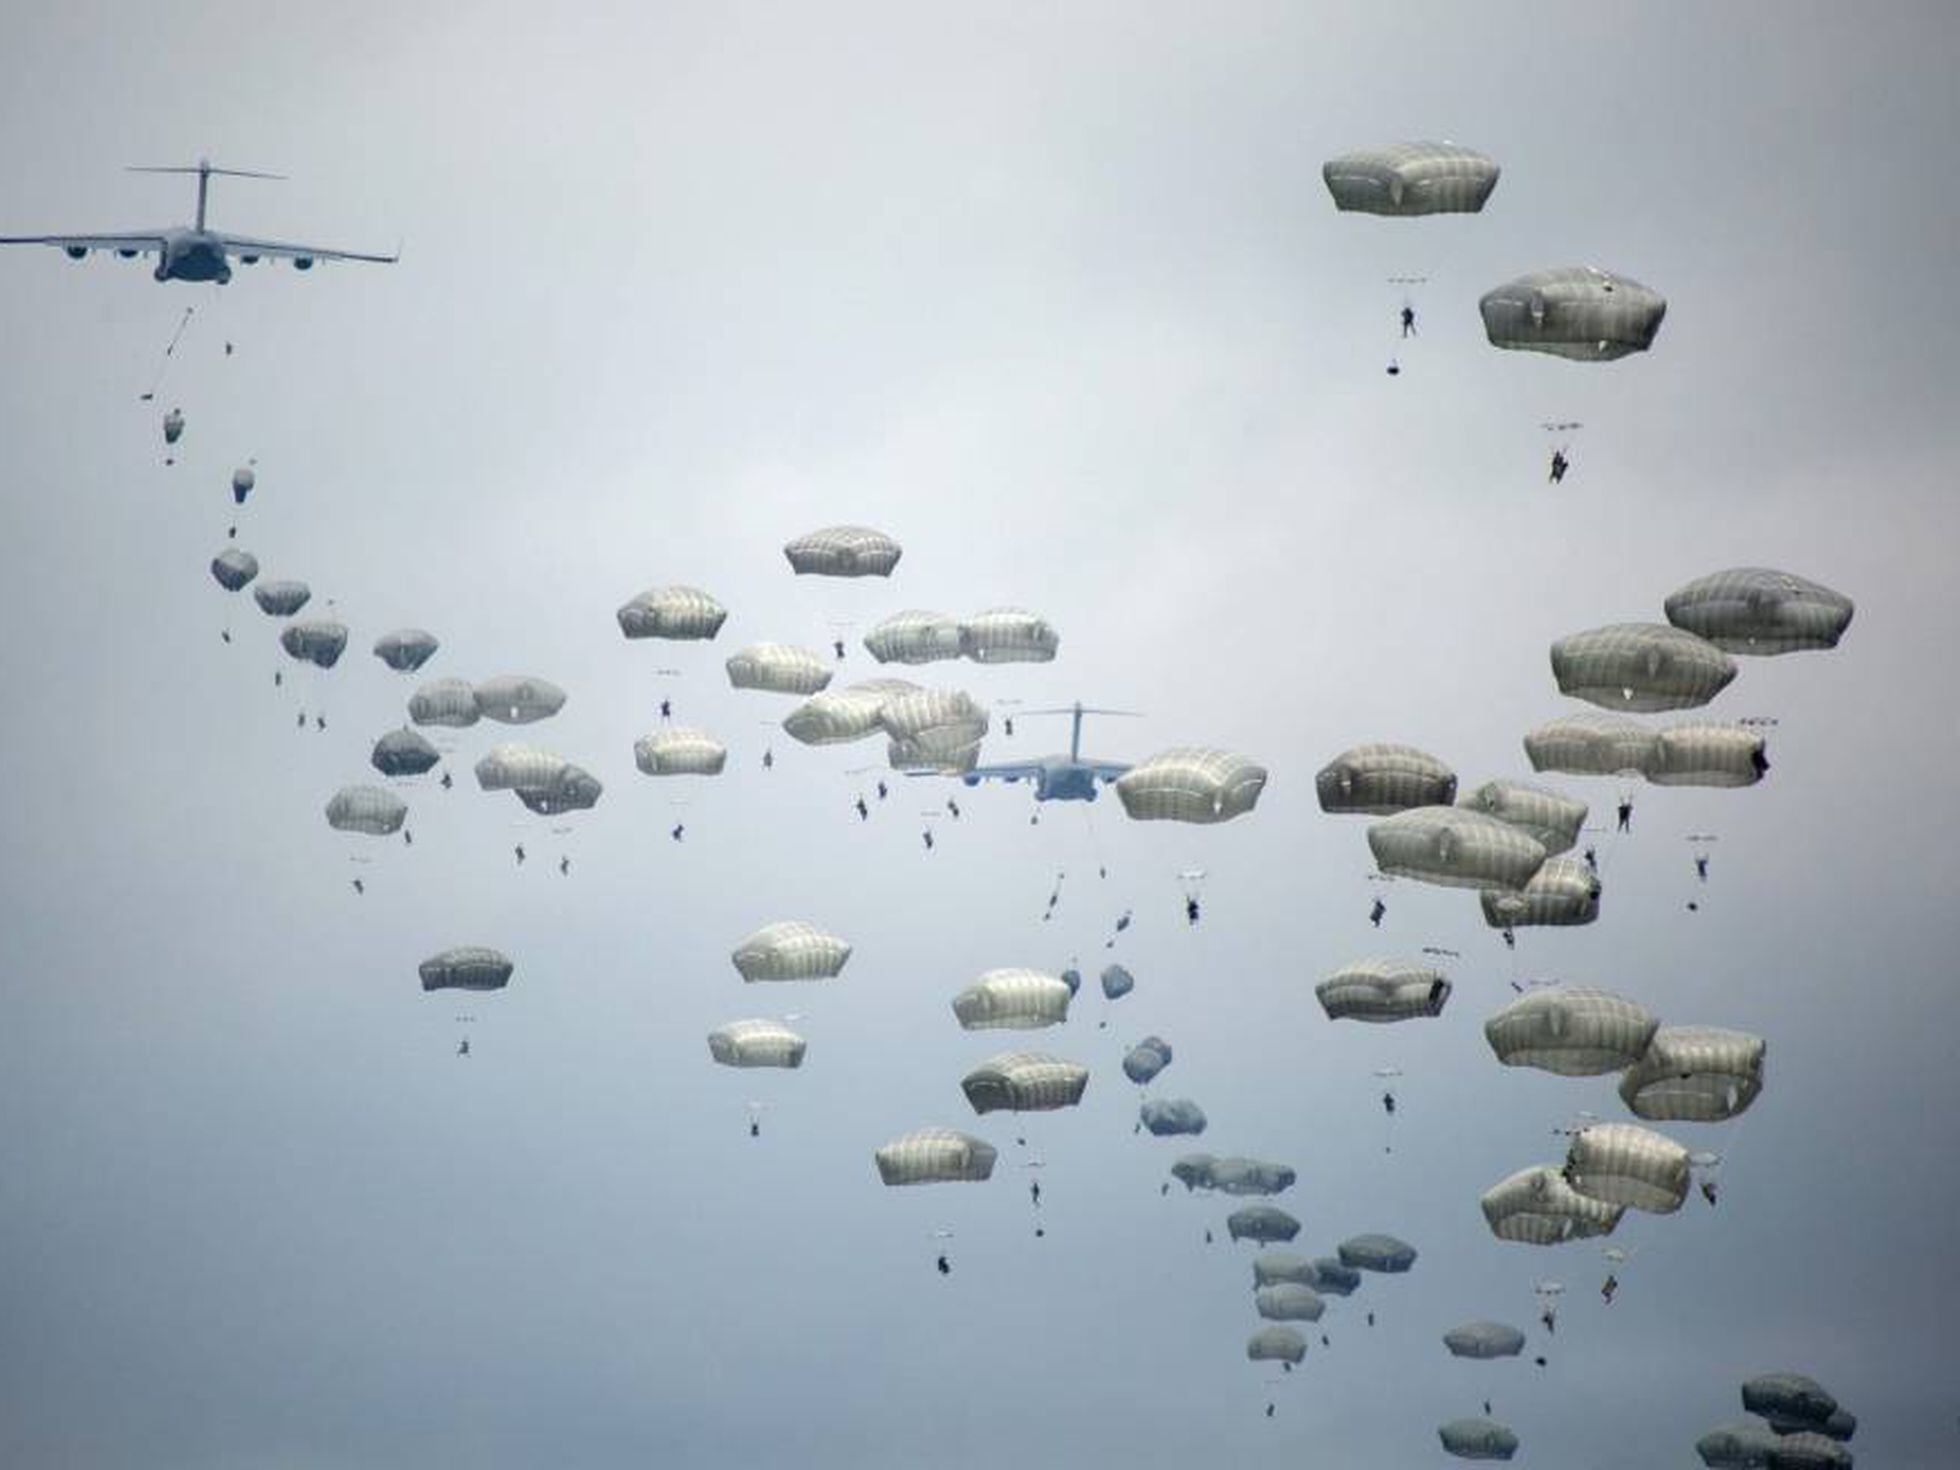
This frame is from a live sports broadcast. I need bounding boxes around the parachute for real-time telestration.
[1439,1417,1520,1461]
[1202,1158,1295,1196]
[1698,1421,1781,1468]
[874,1127,995,1185]
[231,465,256,503]
[1651,722,1769,787]
[616,585,728,641]
[474,675,567,724]
[254,580,312,617]
[634,727,729,776]
[1245,1326,1307,1366]
[1742,1374,1849,1437]
[1442,1321,1526,1360]
[1550,623,1737,713]
[325,784,407,836]
[1620,1026,1766,1121]
[1255,1283,1325,1322]
[1524,713,1661,779]
[784,525,902,578]
[513,766,601,815]
[863,611,965,665]
[1228,1206,1301,1244]
[370,726,440,778]
[372,628,439,672]
[1122,1035,1173,1084]
[474,742,575,793]
[409,678,481,728]
[1316,743,1457,815]
[1479,1164,1624,1244]
[726,643,833,697]
[1339,1233,1417,1273]
[1368,808,1547,891]
[1139,1098,1208,1137]
[959,607,1060,664]
[1321,142,1500,214]
[1316,959,1451,1023]
[1059,967,1082,997]
[1563,1123,1691,1214]
[1480,857,1601,929]
[280,620,348,669]
[960,1052,1089,1114]
[1311,1258,1361,1295]
[1479,266,1666,361]
[1664,568,1854,655]
[783,679,921,746]
[418,947,513,992]
[162,406,184,444]
[1115,748,1268,824]
[1762,1434,1851,1470]
[1484,987,1658,1076]
[210,548,258,591]
[878,688,989,773]
[1457,779,1587,854]
[951,969,1073,1030]
[1252,1252,1317,1287]
[1099,963,1135,1001]
[708,1019,808,1069]
[732,921,852,982]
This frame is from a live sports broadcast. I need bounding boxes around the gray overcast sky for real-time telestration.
[2,3,1958,1467]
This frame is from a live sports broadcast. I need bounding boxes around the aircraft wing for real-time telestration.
[0,231,166,255]
[214,232,399,264]
[908,761,1042,783]
[1088,761,1132,781]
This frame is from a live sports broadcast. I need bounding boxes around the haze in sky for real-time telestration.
[2,4,1957,1468]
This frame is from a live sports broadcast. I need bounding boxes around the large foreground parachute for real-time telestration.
[1550,624,1737,712]
[1481,857,1601,929]
[1665,568,1854,655]
[1116,748,1268,823]
[634,727,728,776]
[952,969,1072,1030]
[373,628,439,672]
[708,1019,807,1069]
[1443,1321,1526,1359]
[418,946,513,992]
[1317,959,1451,1023]
[1620,1026,1766,1121]
[1563,1123,1691,1214]
[325,784,407,835]
[1316,743,1457,815]
[1480,1164,1624,1244]
[727,643,833,696]
[616,585,728,641]
[874,1128,995,1184]
[960,1052,1089,1113]
[1439,1417,1520,1461]
[1368,808,1547,891]
[785,526,902,578]
[1651,722,1769,787]
[1458,779,1586,854]
[732,921,852,982]
[281,620,347,668]
[475,675,566,724]
[1479,266,1666,360]
[1321,142,1500,215]
[1484,986,1658,1076]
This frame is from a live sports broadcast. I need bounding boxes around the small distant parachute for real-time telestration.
[1480,857,1601,930]
[418,946,513,992]
[1321,142,1500,215]
[1245,1326,1307,1366]
[1484,987,1658,1076]
[1550,623,1736,712]
[1100,963,1135,1001]
[1479,266,1666,361]
[254,580,312,617]
[1338,1233,1417,1273]
[1122,1035,1174,1084]
[1059,967,1082,997]
[1316,743,1457,815]
[952,968,1073,1030]
[959,607,1060,664]
[874,1127,995,1185]
[1368,808,1547,892]
[372,628,439,672]
[280,620,348,668]
[784,526,902,578]
[1563,1123,1691,1214]
[1139,1098,1208,1137]
[1256,1283,1325,1322]
[1317,958,1451,1023]
[1443,1321,1526,1360]
[370,726,440,778]
[474,675,566,724]
[616,585,728,641]
[727,643,833,697]
[210,547,258,591]
[231,464,256,503]
[960,1052,1089,1114]
[1115,748,1268,824]
[863,611,964,665]
[732,921,851,982]
[1664,568,1854,655]
[1252,1251,1317,1288]
[325,784,407,836]
[1439,1417,1520,1461]
[1479,1164,1624,1244]
[1619,1026,1766,1121]
[1311,1258,1361,1295]
[1457,779,1587,854]
[634,727,729,776]
[409,677,481,728]
[162,406,185,444]
[1228,1205,1301,1244]
[708,1019,808,1069]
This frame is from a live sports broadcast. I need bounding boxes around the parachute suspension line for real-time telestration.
[142,306,197,400]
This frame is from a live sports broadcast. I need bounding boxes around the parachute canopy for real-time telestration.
[1652,722,1769,788]
[1339,1233,1417,1273]
[1122,1035,1173,1084]
[1439,1417,1520,1461]
[1099,963,1135,1001]
[1484,986,1658,1076]
[370,726,440,778]
[1322,142,1500,215]
[1479,1164,1624,1245]
[418,946,513,992]
[1480,266,1666,361]
[1228,1205,1301,1244]
[1317,958,1451,1023]
[1664,568,1854,655]
[1252,1251,1317,1287]
[952,968,1072,1030]
[1564,1123,1691,1214]
[373,628,439,672]
[1115,747,1268,824]
[210,547,259,591]
[708,1019,807,1069]
[879,687,988,773]
[1620,1026,1766,1121]
[1443,1321,1526,1360]
[874,1127,995,1185]
[514,765,601,815]
[1245,1326,1307,1365]
[960,1052,1089,1114]
[1316,743,1457,815]
[1368,808,1547,891]
[863,610,965,665]
[1697,1421,1780,1469]
[727,643,833,697]
[617,585,728,641]
[1458,779,1587,854]
[474,675,566,725]
[1256,1283,1325,1321]
[1480,857,1601,929]
[1550,623,1736,713]
[1311,1257,1361,1295]
[281,620,348,668]
[1741,1374,1845,1436]
[634,727,728,776]
[162,407,184,444]
[959,607,1059,664]
[409,677,481,728]
[732,921,851,982]
[1139,1098,1208,1137]
[783,679,921,746]
[231,465,256,503]
[255,580,312,617]
[1524,712,1660,779]
[325,784,406,836]
[784,525,902,578]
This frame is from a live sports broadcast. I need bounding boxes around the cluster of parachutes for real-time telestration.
[1699,1373,1858,1470]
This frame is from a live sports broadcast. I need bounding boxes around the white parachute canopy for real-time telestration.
[874,1128,995,1185]
[1116,747,1268,824]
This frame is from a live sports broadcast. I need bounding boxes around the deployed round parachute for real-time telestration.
[210,547,259,591]
[1201,1157,1296,1196]
[1228,1206,1301,1244]
[373,628,439,672]
[1140,1098,1208,1137]
[863,610,964,665]
[708,1019,807,1069]
[616,585,728,641]
[1256,1283,1325,1322]
[370,726,440,778]
[1698,1421,1781,1469]
[960,1052,1089,1114]
[1170,1154,1217,1192]
[1311,1257,1361,1295]
[784,525,902,578]
[231,465,256,503]
[959,607,1059,664]
[1665,568,1854,655]
[874,1127,995,1185]
[1763,1434,1852,1470]
[418,946,513,992]
[1316,743,1457,815]
[1458,779,1586,854]
[1322,141,1499,215]
[325,784,407,836]
[1122,1035,1173,1084]
[475,675,566,725]
[1524,713,1660,779]
[1481,857,1601,929]
[1480,266,1667,361]
[1443,1321,1526,1360]
[1245,1326,1307,1366]
[1339,1233,1416,1273]
[281,620,348,669]
[1115,747,1268,824]
[1484,986,1658,1076]
[1620,1026,1765,1121]
[1317,958,1451,1023]
[515,766,601,814]
[162,406,185,444]
[726,643,833,697]
[1439,1417,1520,1461]
[1480,1164,1624,1244]
[1742,1374,1848,1437]
[634,727,728,776]
[951,968,1072,1030]
[1652,722,1769,787]
[474,742,575,793]
[1100,963,1135,1001]
[1252,1252,1317,1288]
[1551,623,1736,713]
[879,687,988,773]
[783,679,920,745]
[1059,966,1082,997]
[1368,808,1547,891]
[1564,1123,1691,1214]
[409,677,481,728]
[255,580,312,617]
[732,921,851,982]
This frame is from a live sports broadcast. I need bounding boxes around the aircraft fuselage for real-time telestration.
[963,756,1104,802]
[156,229,231,283]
